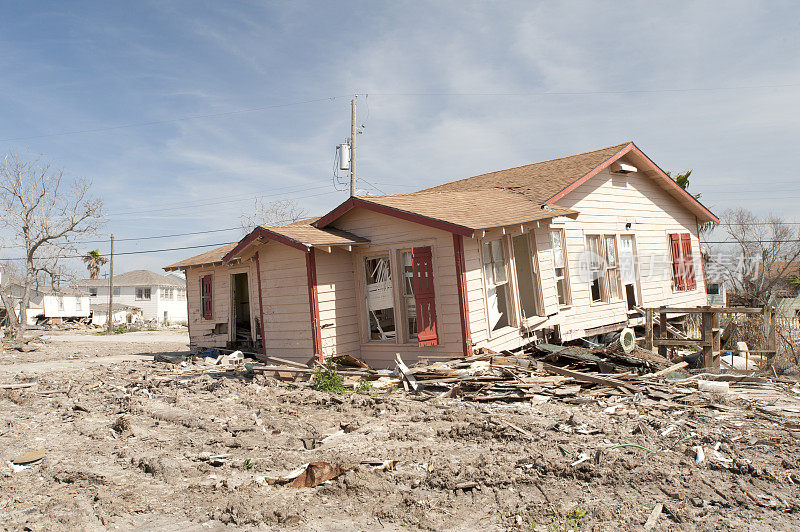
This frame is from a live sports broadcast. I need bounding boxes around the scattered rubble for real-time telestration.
[1,332,800,529]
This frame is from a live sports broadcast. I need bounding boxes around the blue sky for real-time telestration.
[1,1,799,275]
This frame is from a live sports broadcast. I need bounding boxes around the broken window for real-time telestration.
[512,233,540,320]
[550,229,570,306]
[619,235,639,309]
[365,256,396,341]
[136,287,151,301]
[604,235,621,300]
[88,287,97,297]
[201,276,213,319]
[483,239,510,331]
[586,235,603,302]
[401,252,417,341]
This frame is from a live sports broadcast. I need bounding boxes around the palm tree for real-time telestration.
[82,249,108,279]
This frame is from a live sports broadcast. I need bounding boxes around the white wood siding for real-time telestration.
[464,167,709,348]
[550,168,707,339]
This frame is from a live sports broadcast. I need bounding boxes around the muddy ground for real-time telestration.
[1,332,799,531]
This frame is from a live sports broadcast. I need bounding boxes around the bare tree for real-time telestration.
[706,208,800,306]
[0,152,103,339]
[240,198,309,233]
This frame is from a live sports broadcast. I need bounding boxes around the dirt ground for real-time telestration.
[2,332,800,531]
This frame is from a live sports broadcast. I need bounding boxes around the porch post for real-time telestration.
[453,234,473,357]
[305,247,323,362]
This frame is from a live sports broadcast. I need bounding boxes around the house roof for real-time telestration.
[76,269,186,287]
[417,142,632,202]
[163,243,239,271]
[1,272,88,296]
[316,191,578,236]
[90,301,142,312]
[316,142,719,229]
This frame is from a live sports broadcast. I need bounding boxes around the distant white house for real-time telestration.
[90,302,144,326]
[0,271,91,326]
[75,270,187,324]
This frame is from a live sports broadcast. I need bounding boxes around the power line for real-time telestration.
[0,242,233,261]
[0,95,351,142]
[108,184,333,217]
[366,83,800,97]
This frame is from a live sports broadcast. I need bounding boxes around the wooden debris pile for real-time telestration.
[394,343,692,402]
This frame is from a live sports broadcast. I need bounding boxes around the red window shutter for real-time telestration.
[201,275,213,319]
[669,234,685,291]
[411,246,438,347]
[681,234,696,289]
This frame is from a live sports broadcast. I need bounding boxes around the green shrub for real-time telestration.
[312,364,346,394]
[354,379,373,393]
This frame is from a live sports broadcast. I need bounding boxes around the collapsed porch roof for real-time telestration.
[221,224,369,263]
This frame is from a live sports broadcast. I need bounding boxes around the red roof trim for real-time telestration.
[222,227,308,263]
[544,142,719,224]
[314,197,474,237]
[544,143,634,205]
[626,144,719,224]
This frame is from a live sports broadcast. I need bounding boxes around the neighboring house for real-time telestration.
[75,270,187,324]
[0,272,90,325]
[766,262,800,327]
[165,142,717,368]
[90,302,144,327]
[706,280,727,307]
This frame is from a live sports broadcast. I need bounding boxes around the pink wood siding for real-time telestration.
[315,247,361,360]
[185,260,259,350]
[333,209,464,368]
[257,242,314,361]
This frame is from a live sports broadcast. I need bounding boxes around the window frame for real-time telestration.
[510,232,545,322]
[550,229,571,307]
[481,236,515,336]
[135,287,152,301]
[88,287,97,297]
[363,254,397,343]
[399,250,418,343]
[585,234,624,304]
[604,235,622,301]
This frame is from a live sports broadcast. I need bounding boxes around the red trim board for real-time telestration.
[453,234,473,357]
[305,248,323,362]
[254,251,268,361]
[315,197,474,237]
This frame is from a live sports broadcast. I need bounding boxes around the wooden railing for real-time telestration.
[643,306,776,369]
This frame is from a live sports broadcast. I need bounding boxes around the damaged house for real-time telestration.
[165,142,718,367]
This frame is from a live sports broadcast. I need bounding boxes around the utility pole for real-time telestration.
[349,95,357,197]
[107,234,114,334]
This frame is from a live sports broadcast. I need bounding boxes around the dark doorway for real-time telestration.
[231,273,252,345]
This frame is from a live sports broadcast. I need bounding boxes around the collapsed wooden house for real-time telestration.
[164,142,718,368]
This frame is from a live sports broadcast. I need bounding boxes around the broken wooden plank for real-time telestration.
[644,361,688,378]
[539,362,641,392]
[395,354,420,392]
